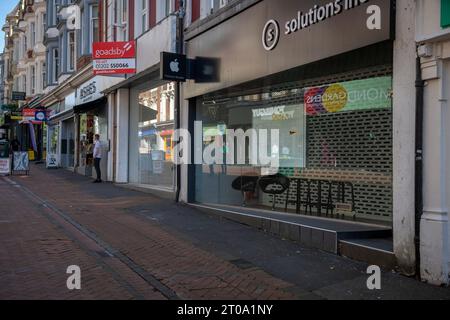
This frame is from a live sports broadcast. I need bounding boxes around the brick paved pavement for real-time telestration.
[0,166,298,300]
[1,164,449,300]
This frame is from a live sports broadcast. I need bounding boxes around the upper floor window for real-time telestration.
[201,0,229,19]
[52,0,58,26]
[13,40,19,62]
[43,13,47,33]
[52,48,59,83]
[22,35,27,58]
[22,75,26,93]
[156,0,171,23]
[30,65,36,95]
[30,22,36,48]
[118,0,128,41]
[41,61,46,90]
[67,31,76,71]
[90,5,99,50]
[141,0,149,34]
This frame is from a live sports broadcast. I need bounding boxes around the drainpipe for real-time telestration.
[175,0,185,203]
[415,50,424,280]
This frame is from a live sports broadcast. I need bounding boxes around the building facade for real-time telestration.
[1,0,449,286]
[415,0,450,285]
[0,0,47,157]
[179,0,448,286]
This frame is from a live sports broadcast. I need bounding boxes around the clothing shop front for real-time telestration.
[184,0,396,226]
[73,76,121,180]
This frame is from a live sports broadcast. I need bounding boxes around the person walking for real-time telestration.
[93,134,102,183]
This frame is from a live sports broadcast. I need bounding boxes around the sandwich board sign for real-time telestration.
[13,152,29,175]
[0,158,10,175]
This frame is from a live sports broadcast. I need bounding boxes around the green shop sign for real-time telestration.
[442,0,450,28]
[304,76,392,115]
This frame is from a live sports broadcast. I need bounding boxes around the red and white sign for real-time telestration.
[0,158,10,175]
[93,41,136,75]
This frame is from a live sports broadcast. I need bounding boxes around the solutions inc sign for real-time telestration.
[262,0,384,51]
[185,0,393,98]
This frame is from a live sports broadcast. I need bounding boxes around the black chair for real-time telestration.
[258,174,291,211]
[232,176,259,206]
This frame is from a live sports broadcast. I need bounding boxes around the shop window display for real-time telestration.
[195,75,393,224]
[134,82,175,189]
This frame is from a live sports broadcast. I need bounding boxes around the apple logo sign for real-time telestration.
[170,59,180,73]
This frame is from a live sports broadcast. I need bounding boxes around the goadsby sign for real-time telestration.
[93,41,136,75]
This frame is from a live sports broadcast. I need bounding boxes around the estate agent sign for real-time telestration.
[93,41,136,75]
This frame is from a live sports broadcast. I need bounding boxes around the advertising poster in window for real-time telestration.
[252,104,306,168]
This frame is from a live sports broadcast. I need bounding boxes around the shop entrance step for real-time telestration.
[339,238,396,270]
[190,203,392,255]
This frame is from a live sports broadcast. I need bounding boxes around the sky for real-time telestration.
[0,0,18,53]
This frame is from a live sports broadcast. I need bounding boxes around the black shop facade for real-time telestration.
[183,0,395,226]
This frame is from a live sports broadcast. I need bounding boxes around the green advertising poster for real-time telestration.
[442,0,450,28]
[305,76,392,115]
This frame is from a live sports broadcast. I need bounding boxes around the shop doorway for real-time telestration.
[61,119,75,168]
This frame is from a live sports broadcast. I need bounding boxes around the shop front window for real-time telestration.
[195,75,393,224]
[79,110,108,169]
[130,82,175,189]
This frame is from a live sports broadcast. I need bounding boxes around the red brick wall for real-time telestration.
[191,0,200,22]
[129,0,134,40]
[150,0,156,28]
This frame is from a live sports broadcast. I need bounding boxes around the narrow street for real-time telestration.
[0,164,449,300]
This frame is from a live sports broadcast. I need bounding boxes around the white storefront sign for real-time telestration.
[76,76,124,105]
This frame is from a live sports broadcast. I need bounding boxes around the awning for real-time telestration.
[48,108,75,126]
[74,97,107,114]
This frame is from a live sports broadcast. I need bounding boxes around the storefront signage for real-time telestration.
[442,0,450,28]
[263,0,378,51]
[76,76,124,105]
[0,158,10,175]
[12,91,26,101]
[22,109,47,122]
[185,0,392,98]
[160,52,187,82]
[10,111,23,121]
[252,106,295,120]
[304,76,392,115]
[93,41,136,75]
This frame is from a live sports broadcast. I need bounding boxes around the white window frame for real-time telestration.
[90,5,99,51]
[30,65,36,95]
[22,75,26,93]
[41,13,46,42]
[141,0,149,34]
[41,61,46,90]
[67,30,76,72]
[30,22,36,48]
[52,0,58,26]
[156,0,171,23]
[119,0,128,41]
[22,35,27,58]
